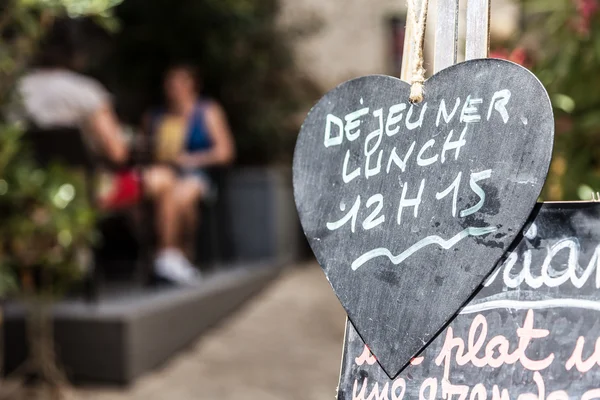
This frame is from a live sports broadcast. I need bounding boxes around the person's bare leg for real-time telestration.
[145,168,204,284]
[143,166,177,249]
[173,178,205,256]
[182,201,199,260]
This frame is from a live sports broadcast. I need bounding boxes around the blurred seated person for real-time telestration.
[145,64,235,269]
[17,21,198,285]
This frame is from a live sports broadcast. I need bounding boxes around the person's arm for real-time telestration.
[178,102,235,168]
[87,103,129,165]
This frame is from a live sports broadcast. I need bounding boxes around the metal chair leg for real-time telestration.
[207,203,221,267]
[138,201,154,287]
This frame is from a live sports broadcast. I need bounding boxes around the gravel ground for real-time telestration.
[74,262,346,400]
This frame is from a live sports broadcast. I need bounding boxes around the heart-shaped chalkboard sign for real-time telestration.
[293,59,554,378]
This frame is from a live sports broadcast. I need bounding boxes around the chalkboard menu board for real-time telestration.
[337,203,600,400]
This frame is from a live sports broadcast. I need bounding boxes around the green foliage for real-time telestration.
[0,0,118,297]
[19,0,123,16]
[19,0,123,30]
[95,0,320,165]
[0,126,97,297]
[512,0,600,200]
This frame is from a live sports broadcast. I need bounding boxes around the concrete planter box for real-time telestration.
[3,264,282,384]
[224,167,301,263]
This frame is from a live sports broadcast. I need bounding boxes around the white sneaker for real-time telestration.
[154,249,201,286]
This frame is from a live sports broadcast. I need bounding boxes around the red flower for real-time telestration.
[577,0,599,21]
[573,0,598,36]
[489,49,509,60]
[490,47,531,68]
[509,48,528,66]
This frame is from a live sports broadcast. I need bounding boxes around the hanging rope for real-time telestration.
[407,0,430,103]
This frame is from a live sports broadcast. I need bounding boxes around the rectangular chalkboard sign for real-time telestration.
[337,202,600,400]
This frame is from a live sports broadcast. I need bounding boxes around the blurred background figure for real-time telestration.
[145,63,235,279]
[17,20,197,286]
[19,20,128,165]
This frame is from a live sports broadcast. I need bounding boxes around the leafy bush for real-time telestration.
[504,0,600,200]
[0,125,96,297]
[0,0,122,297]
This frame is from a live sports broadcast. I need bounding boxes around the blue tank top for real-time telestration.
[152,101,213,152]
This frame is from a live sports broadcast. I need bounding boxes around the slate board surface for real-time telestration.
[337,202,600,400]
[293,59,554,377]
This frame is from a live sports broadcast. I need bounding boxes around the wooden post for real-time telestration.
[434,0,460,73]
[465,0,491,60]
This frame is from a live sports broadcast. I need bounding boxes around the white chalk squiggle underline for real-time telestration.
[351,227,498,271]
